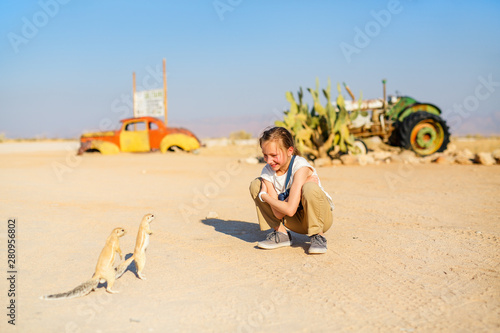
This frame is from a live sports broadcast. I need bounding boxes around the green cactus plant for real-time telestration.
[276,78,355,159]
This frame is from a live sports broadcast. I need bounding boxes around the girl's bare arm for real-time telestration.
[261,167,314,217]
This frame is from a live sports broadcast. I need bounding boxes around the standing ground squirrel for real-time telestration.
[115,213,155,280]
[41,227,126,300]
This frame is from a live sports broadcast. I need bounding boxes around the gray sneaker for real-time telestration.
[309,234,327,254]
[258,230,292,249]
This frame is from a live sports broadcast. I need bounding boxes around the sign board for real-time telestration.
[134,89,164,117]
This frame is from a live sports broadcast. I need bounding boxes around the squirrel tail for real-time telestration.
[115,256,135,279]
[40,278,99,300]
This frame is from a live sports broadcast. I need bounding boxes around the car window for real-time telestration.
[149,122,159,130]
[125,121,147,131]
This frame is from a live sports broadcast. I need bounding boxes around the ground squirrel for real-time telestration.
[41,227,126,300]
[115,213,154,280]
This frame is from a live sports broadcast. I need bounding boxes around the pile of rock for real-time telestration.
[240,137,500,167]
[314,137,500,167]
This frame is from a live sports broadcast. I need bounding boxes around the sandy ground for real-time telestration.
[0,141,499,333]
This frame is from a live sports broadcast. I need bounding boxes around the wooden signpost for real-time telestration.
[132,58,168,126]
[163,58,168,127]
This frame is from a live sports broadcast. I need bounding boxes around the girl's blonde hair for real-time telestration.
[259,127,301,156]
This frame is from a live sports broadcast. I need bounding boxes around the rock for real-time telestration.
[206,211,219,219]
[357,154,375,166]
[434,156,450,165]
[454,152,473,165]
[340,155,358,165]
[431,154,455,165]
[492,149,500,163]
[444,143,457,155]
[371,151,392,161]
[331,159,342,166]
[461,149,475,160]
[420,155,440,164]
[455,155,473,165]
[420,154,438,164]
[399,150,420,165]
[399,150,416,158]
[475,152,495,166]
[388,155,404,164]
[314,157,332,167]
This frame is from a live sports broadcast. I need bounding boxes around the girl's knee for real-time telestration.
[301,182,321,197]
[249,178,262,198]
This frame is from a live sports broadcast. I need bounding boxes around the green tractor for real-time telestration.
[345,80,450,156]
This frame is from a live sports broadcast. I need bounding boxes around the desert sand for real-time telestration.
[0,141,499,332]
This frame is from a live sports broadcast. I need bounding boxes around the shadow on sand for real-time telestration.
[201,218,310,251]
[111,253,139,281]
[201,219,266,243]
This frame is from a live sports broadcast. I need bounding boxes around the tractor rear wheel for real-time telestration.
[398,111,450,156]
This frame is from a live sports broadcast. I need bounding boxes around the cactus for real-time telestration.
[276,78,355,159]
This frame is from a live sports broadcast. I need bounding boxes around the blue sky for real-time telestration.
[1,0,499,139]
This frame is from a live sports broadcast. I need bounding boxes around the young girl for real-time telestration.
[249,127,334,254]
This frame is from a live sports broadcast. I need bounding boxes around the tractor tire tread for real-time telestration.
[398,111,450,155]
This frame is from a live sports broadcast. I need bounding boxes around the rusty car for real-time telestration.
[77,116,201,155]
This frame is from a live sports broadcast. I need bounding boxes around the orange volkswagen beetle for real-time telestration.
[78,117,201,155]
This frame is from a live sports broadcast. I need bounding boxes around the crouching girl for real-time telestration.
[249,127,334,254]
